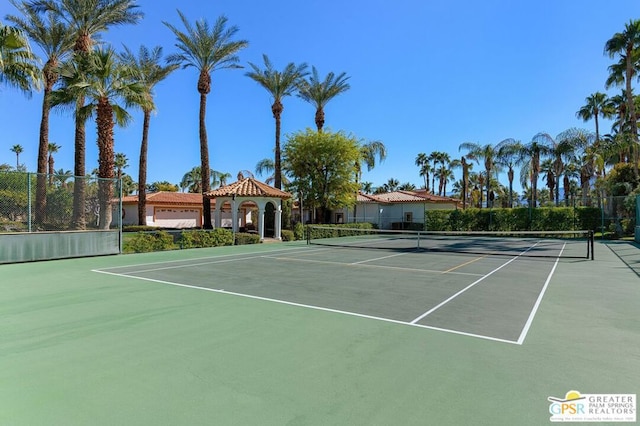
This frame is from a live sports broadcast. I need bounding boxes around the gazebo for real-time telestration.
[205,177,292,240]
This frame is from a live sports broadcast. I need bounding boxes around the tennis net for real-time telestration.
[306,226,595,259]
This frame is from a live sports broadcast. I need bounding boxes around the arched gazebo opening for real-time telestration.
[205,178,292,240]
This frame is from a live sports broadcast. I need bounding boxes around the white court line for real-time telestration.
[516,243,566,345]
[350,252,410,265]
[261,255,484,277]
[91,268,518,345]
[95,246,327,271]
[409,242,541,325]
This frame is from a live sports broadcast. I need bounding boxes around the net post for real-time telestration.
[589,230,594,260]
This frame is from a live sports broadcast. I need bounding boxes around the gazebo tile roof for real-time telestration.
[205,178,292,199]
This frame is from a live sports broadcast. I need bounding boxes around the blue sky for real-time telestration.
[1,0,638,194]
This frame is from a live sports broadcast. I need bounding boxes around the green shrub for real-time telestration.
[179,229,233,248]
[306,222,374,240]
[293,222,305,240]
[235,232,261,245]
[123,225,160,232]
[281,229,295,241]
[123,231,175,253]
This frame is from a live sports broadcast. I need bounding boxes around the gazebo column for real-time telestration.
[231,197,238,233]
[275,202,282,240]
[258,208,265,240]
[213,197,221,228]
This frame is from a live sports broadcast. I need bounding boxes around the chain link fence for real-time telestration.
[0,171,122,233]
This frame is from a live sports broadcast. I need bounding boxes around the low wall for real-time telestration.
[0,230,120,264]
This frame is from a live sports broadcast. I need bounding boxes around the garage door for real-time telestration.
[154,208,201,228]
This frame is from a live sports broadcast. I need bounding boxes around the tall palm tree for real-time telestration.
[10,144,24,169]
[0,21,40,94]
[245,54,307,190]
[211,170,231,189]
[458,142,498,208]
[30,0,143,229]
[119,45,177,225]
[297,66,350,132]
[415,152,430,191]
[605,19,640,178]
[47,141,60,184]
[7,1,74,223]
[521,133,554,208]
[576,92,614,147]
[495,138,522,208]
[52,47,144,229]
[164,10,248,229]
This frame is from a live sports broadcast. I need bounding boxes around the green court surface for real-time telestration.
[1,240,638,425]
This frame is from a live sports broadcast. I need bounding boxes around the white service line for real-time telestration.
[91,268,518,345]
[350,252,409,265]
[516,243,566,344]
[409,242,541,324]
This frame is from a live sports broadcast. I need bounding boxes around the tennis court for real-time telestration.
[1,236,638,425]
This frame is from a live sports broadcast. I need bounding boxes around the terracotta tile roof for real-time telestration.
[359,190,460,204]
[122,191,209,206]
[205,178,292,199]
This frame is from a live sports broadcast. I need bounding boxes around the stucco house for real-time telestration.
[331,190,461,229]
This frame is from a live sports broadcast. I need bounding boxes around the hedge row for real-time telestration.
[123,228,262,253]
[424,207,602,232]
[306,222,375,240]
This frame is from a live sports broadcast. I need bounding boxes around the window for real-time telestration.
[404,212,413,223]
[335,212,344,224]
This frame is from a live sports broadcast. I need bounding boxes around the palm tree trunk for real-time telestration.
[35,84,52,225]
[71,97,87,230]
[97,98,114,230]
[199,92,212,229]
[625,50,639,179]
[138,110,151,226]
[315,107,324,132]
[273,101,283,189]
[508,169,514,208]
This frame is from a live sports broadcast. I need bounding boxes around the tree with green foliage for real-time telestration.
[7,1,74,224]
[0,21,40,94]
[30,0,143,229]
[119,44,177,225]
[10,144,23,169]
[147,181,179,192]
[283,129,360,223]
[605,19,640,178]
[164,10,248,229]
[297,66,350,132]
[52,47,144,229]
[245,54,307,189]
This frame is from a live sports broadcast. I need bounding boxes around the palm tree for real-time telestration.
[360,181,373,194]
[164,10,248,229]
[297,66,350,132]
[53,168,72,188]
[458,142,498,207]
[47,141,60,184]
[353,139,386,220]
[415,152,430,191]
[495,138,522,208]
[7,1,74,223]
[211,170,231,189]
[114,152,128,180]
[605,19,640,177]
[119,44,177,225]
[576,92,614,147]
[10,144,24,169]
[180,166,201,193]
[31,0,143,229]
[52,47,144,229]
[0,21,40,94]
[521,133,554,208]
[245,54,307,190]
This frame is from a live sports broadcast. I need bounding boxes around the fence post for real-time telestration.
[27,172,32,233]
